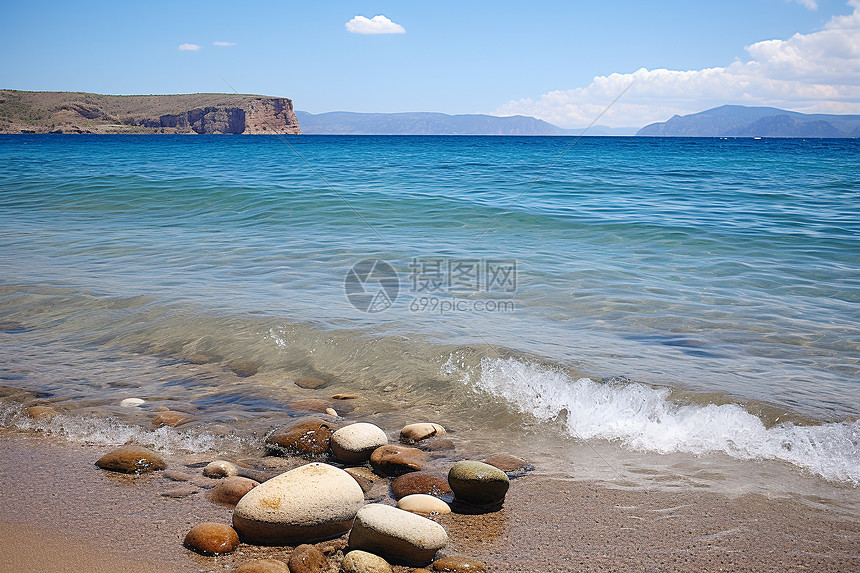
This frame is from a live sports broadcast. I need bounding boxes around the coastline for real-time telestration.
[1,430,857,572]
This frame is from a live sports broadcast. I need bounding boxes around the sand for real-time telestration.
[0,430,857,572]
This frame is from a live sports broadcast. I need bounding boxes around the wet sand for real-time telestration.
[0,430,858,573]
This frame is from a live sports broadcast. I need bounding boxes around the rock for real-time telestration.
[287,544,329,573]
[397,494,451,516]
[0,321,26,332]
[163,470,194,481]
[207,476,259,506]
[26,405,59,420]
[390,472,452,500]
[161,486,200,498]
[119,398,145,407]
[341,550,393,573]
[399,423,446,443]
[183,522,240,555]
[234,559,291,573]
[152,410,195,428]
[232,462,364,544]
[330,423,388,463]
[186,353,215,365]
[96,446,166,474]
[289,399,333,414]
[230,361,259,377]
[325,407,338,417]
[344,467,381,495]
[203,460,239,478]
[348,504,448,565]
[294,376,328,389]
[447,461,509,508]
[430,556,489,572]
[369,444,427,476]
[483,454,534,478]
[265,417,335,457]
[331,394,360,400]
[317,537,348,555]
[421,438,456,452]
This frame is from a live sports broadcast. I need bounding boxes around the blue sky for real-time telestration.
[3,1,859,127]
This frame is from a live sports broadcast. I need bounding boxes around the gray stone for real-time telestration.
[348,503,448,565]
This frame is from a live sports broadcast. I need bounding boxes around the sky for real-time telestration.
[2,0,859,128]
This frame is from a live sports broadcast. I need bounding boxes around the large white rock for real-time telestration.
[232,463,364,544]
[348,503,448,565]
[330,422,388,463]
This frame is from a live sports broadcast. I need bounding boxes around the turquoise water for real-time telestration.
[1,134,858,484]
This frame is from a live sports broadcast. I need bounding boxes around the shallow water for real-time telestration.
[0,134,858,489]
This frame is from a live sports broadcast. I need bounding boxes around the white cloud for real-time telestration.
[345,15,406,35]
[792,0,818,10]
[178,43,201,52]
[496,1,860,127]
[213,41,236,47]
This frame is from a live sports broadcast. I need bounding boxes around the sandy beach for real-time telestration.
[1,429,857,573]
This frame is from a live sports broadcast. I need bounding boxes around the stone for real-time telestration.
[316,537,348,555]
[26,406,59,420]
[483,454,534,478]
[421,438,456,452]
[399,423,446,443]
[119,398,145,407]
[325,407,338,417]
[207,476,259,506]
[430,556,489,572]
[0,321,26,332]
[163,470,194,481]
[230,361,259,377]
[447,461,509,508]
[331,394,360,400]
[203,460,239,478]
[186,353,215,365]
[294,376,328,389]
[232,462,364,544]
[183,522,240,555]
[390,472,452,500]
[234,559,291,573]
[330,423,388,463]
[348,504,448,565]
[289,399,333,414]
[344,467,381,495]
[287,544,329,573]
[152,410,195,428]
[397,494,451,516]
[161,486,199,498]
[96,446,166,474]
[265,417,335,457]
[341,550,393,573]
[369,444,427,476]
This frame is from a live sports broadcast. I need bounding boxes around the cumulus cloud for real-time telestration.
[345,15,406,35]
[496,1,860,127]
[213,41,236,47]
[792,0,818,9]
[178,43,201,52]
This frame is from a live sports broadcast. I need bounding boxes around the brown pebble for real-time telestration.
[294,376,329,389]
[161,486,199,498]
[422,438,456,452]
[183,522,240,555]
[331,393,360,400]
[344,467,380,494]
[26,406,59,420]
[483,454,534,477]
[316,537,348,555]
[207,476,260,506]
[369,444,428,476]
[152,410,196,428]
[0,321,26,331]
[431,556,489,572]
[230,361,259,377]
[186,353,215,365]
[288,399,333,414]
[391,472,452,500]
[163,470,194,482]
[96,446,166,474]
[234,559,291,573]
[265,417,335,457]
[288,544,328,573]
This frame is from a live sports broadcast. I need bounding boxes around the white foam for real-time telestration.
[468,357,860,484]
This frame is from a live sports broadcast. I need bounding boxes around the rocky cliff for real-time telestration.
[0,91,301,134]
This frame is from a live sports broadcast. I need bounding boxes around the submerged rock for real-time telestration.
[234,559,291,573]
[96,446,166,474]
[232,463,364,544]
[448,461,509,508]
[289,399,335,414]
[161,486,200,498]
[294,376,329,389]
[430,556,489,572]
[348,503,448,565]
[183,522,240,555]
[25,405,59,420]
[119,398,145,407]
[483,454,534,478]
[342,550,393,573]
[265,417,335,457]
[152,410,196,428]
[207,476,259,506]
[203,460,239,478]
[369,444,427,476]
[331,422,388,463]
[287,544,328,573]
[399,423,446,443]
[390,472,452,500]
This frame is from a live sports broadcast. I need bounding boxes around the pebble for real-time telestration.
[207,476,260,506]
[96,446,166,474]
[163,470,194,481]
[325,407,338,417]
[119,398,145,407]
[399,423,446,443]
[0,321,26,331]
[421,438,456,452]
[390,472,452,500]
[233,462,364,544]
[183,522,240,555]
[483,454,534,478]
[161,486,200,498]
[369,444,428,476]
[430,556,489,572]
[152,410,196,428]
[265,417,335,457]
[185,353,215,365]
[289,399,335,414]
[447,461,510,508]
[230,361,259,377]
[331,393,360,400]
[397,494,451,515]
[287,544,328,573]
[203,460,239,478]
[234,559,291,573]
[341,550,393,573]
[330,422,388,463]
[25,405,59,420]
[294,376,329,389]
[348,503,448,565]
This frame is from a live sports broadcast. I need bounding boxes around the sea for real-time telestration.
[1,134,858,498]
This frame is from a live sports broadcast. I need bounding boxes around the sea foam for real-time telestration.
[468,357,860,484]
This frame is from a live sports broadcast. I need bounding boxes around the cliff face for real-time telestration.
[0,91,301,135]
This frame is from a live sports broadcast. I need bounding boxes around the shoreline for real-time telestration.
[1,430,857,572]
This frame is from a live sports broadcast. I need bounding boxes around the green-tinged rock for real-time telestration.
[447,461,509,507]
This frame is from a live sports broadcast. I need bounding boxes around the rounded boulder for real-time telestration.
[265,417,335,457]
[183,522,240,555]
[397,494,451,516]
[95,446,166,474]
[330,422,388,463]
[369,444,427,476]
[399,423,446,443]
[448,461,509,508]
[342,550,393,573]
[347,503,448,565]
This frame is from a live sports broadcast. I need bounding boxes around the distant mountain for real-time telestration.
[637,105,860,138]
[295,111,564,135]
